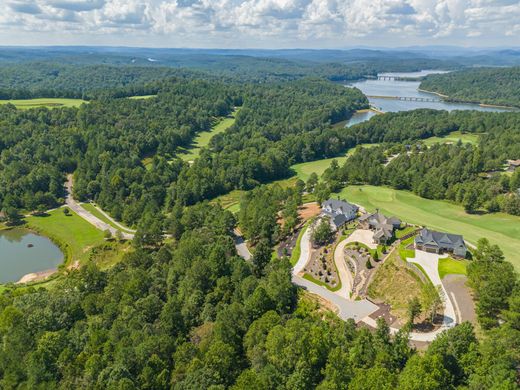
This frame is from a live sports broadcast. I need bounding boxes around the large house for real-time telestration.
[359,211,401,244]
[321,199,359,230]
[414,228,467,257]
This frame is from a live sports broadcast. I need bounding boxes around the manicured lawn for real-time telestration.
[339,185,520,270]
[26,209,105,265]
[422,131,481,147]
[438,257,469,279]
[81,203,134,233]
[179,109,239,162]
[303,273,342,292]
[290,143,379,181]
[0,98,87,109]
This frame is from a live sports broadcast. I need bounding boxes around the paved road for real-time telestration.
[293,225,312,274]
[333,239,353,299]
[65,175,134,240]
[233,229,252,261]
[292,275,379,322]
[91,203,136,233]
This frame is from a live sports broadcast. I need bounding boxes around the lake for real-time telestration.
[0,228,64,283]
[346,70,516,126]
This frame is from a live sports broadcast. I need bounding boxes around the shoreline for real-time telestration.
[417,88,449,98]
[16,268,57,284]
[418,88,518,110]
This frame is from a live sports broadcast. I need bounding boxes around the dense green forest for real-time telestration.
[0,77,366,226]
[0,61,369,100]
[420,67,520,108]
[1,58,520,388]
[323,110,520,215]
[0,203,518,389]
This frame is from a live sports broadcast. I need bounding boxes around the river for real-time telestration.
[0,228,63,284]
[346,70,516,126]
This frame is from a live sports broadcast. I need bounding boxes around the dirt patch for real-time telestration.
[369,303,399,327]
[16,269,56,284]
[298,202,321,221]
[443,274,476,324]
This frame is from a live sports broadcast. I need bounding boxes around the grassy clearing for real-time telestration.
[339,185,520,270]
[179,109,239,162]
[81,203,134,233]
[439,257,469,279]
[367,252,425,319]
[26,209,105,265]
[128,95,157,100]
[290,144,379,182]
[422,131,481,147]
[303,272,342,292]
[211,190,245,214]
[398,236,416,261]
[0,98,86,109]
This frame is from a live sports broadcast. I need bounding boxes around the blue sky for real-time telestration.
[1,0,519,48]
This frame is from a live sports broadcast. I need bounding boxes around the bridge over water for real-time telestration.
[366,95,441,103]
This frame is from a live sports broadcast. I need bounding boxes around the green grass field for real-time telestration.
[179,109,239,162]
[290,144,379,182]
[26,209,105,265]
[422,131,481,147]
[128,95,157,100]
[338,185,520,270]
[81,203,134,233]
[0,98,87,109]
[438,257,469,279]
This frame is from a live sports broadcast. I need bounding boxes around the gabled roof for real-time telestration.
[415,228,465,249]
[322,199,358,215]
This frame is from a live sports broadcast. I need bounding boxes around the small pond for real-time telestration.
[0,228,64,284]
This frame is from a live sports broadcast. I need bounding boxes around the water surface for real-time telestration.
[346,71,516,126]
[0,228,63,283]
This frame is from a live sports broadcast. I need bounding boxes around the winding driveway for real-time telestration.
[65,175,134,240]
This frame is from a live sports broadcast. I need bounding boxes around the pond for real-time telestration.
[345,70,517,126]
[0,228,64,284]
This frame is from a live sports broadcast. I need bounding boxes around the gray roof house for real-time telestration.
[414,228,467,257]
[321,199,359,230]
[359,211,401,243]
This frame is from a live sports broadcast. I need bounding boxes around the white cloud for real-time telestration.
[0,0,519,47]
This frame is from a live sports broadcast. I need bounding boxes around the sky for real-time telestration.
[1,0,519,48]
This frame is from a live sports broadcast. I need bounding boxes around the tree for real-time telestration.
[422,284,442,323]
[63,207,70,216]
[115,230,124,242]
[398,354,453,390]
[3,207,21,225]
[311,218,333,246]
[463,186,479,213]
[252,239,272,277]
[103,229,112,240]
[407,297,421,325]
[306,172,318,193]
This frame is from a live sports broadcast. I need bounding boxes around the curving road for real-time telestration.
[65,175,134,240]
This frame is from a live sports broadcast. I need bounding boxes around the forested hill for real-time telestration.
[420,67,520,108]
[0,77,367,226]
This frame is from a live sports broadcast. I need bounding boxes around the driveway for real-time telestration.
[233,229,252,261]
[333,238,354,299]
[293,275,379,322]
[65,175,134,240]
[344,229,377,249]
[293,225,312,274]
[408,250,457,330]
